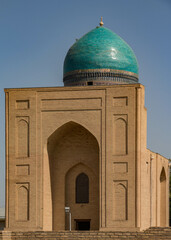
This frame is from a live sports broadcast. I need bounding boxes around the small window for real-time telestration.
[87,82,93,86]
[76,173,89,203]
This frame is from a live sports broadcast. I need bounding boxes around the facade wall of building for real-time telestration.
[104,86,138,231]
[140,147,169,230]
[145,150,169,228]
[5,84,169,232]
[5,90,38,231]
[136,85,150,230]
[138,86,169,230]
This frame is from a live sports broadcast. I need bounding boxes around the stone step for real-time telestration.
[0,228,170,240]
[144,227,171,234]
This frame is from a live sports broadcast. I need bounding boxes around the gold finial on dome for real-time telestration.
[99,17,104,26]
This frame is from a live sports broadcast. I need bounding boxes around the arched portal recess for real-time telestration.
[160,167,166,227]
[47,121,99,230]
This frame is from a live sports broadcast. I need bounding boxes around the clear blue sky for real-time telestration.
[0,0,171,207]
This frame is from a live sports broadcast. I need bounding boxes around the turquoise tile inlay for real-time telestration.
[64,26,138,75]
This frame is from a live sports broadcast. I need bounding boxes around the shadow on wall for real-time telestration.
[0,219,5,230]
[0,208,5,230]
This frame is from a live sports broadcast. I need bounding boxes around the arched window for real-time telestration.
[160,167,166,182]
[76,173,89,203]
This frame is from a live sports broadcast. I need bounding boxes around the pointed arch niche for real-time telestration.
[113,116,127,155]
[113,181,128,221]
[160,167,166,226]
[46,121,99,231]
[16,184,29,221]
[16,118,29,158]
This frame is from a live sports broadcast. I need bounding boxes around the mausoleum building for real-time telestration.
[5,20,169,232]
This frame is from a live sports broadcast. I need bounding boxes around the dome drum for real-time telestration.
[63,69,138,86]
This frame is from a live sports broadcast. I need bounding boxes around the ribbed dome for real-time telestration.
[63,25,138,86]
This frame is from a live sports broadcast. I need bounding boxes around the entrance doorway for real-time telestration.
[75,219,91,230]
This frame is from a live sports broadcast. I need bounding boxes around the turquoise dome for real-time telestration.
[64,26,138,74]
[63,25,138,86]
